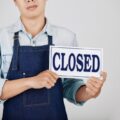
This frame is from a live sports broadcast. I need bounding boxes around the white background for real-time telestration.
[0,0,120,120]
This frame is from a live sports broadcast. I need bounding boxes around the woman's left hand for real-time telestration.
[85,71,107,98]
[76,71,107,102]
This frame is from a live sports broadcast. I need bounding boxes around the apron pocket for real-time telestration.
[23,88,50,107]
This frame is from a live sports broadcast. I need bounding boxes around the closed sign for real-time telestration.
[49,46,103,78]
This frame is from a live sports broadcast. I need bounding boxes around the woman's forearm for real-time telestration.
[0,70,59,101]
[0,77,32,100]
[75,85,90,102]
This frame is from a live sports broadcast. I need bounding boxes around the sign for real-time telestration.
[49,46,103,78]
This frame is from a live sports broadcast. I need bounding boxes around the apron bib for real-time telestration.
[2,32,68,120]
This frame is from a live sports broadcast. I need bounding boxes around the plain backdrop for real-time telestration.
[0,0,120,120]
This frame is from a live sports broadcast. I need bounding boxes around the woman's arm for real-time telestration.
[0,70,59,100]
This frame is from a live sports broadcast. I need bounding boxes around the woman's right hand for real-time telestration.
[29,70,59,89]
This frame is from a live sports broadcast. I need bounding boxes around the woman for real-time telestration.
[0,0,107,119]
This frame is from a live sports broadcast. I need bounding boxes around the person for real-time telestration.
[0,0,107,120]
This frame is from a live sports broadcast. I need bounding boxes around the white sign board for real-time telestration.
[49,46,103,78]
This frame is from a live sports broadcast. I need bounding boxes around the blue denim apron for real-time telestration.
[2,32,68,120]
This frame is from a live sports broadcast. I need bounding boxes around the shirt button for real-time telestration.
[33,41,36,46]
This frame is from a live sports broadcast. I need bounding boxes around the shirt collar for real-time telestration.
[11,17,53,36]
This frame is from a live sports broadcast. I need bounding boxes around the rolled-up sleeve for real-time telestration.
[62,78,85,106]
[0,78,6,103]
[0,47,7,103]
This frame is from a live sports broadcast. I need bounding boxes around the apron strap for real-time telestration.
[14,32,20,47]
[48,35,54,45]
[0,50,4,78]
[11,32,20,71]
[45,31,54,45]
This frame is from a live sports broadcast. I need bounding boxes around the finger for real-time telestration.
[49,70,58,77]
[47,70,59,80]
[50,78,57,84]
[87,79,103,88]
[41,79,51,89]
[45,84,52,89]
[86,82,98,93]
[90,71,107,82]
[43,72,57,86]
[44,71,57,83]
[47,74,57,84]
[44,80,54,89]
[89,77,104,86]
[46,78,55,87]
[86,87,96,97]
[100,71,107,82]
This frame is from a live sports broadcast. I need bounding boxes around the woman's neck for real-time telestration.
[21,15,46,37]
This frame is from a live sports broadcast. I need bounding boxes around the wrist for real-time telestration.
[76,85,90,102]
[25,77,35,89]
